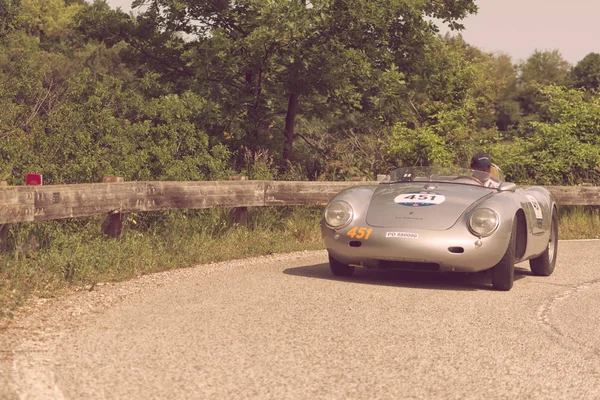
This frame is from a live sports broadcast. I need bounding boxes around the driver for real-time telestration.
[470,151,500,188]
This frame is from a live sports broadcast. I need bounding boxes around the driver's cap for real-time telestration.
[471,152,492,168]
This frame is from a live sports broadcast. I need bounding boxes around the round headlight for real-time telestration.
[469,208,499,237]
[324,200,354,228]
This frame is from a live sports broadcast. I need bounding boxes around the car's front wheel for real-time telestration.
[329,254,355,277]
[529,208,558,276]
[492,220,517,291]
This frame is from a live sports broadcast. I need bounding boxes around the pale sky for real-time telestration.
[105,0,599,65]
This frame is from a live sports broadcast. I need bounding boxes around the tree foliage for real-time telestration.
[492,85,600,185]
[0,0,21,39]
[516,50,571,119]
[386,35,503,167]
[1,0,600,186]
[85,0,477,165]
[568,52,600,92]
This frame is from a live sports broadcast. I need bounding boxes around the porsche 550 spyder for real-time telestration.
[321,166,558,291]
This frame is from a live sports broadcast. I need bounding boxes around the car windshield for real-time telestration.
[382,166,504,187]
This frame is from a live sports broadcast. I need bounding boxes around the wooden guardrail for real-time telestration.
[0,180,367,224]
[0,179,599,233]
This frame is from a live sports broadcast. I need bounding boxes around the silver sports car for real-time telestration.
[321,166,558,291]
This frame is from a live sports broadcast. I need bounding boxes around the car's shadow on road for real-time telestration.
[283,263,531,291]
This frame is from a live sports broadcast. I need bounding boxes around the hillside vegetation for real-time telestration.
[1,0,600,319]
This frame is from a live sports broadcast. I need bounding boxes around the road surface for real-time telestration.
[2,240,600,399]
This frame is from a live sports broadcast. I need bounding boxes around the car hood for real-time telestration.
[365,183,493,230]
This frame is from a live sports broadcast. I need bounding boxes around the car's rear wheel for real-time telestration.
[492,220,517,291]
[329,254,355,277]
[529,208,558,276]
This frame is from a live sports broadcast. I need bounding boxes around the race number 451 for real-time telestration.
[346,226,373,240]
[394,192,445,206]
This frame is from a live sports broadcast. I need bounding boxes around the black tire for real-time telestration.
[492,220,517,291]
[530,208,558,276]
[329,254,355,277]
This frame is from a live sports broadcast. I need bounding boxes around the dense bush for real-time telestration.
[491,86,600,185]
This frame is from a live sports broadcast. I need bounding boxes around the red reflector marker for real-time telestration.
[26,174,43,185]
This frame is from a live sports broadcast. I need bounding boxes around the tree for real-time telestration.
[83,0,478,165]
[0,0,20,39]
[517,50,570,118]
[519,50,570,85]
[487,53,520,132]
[567,52,600,92]
[387,35,503,167]
[16,0,81,38]
[492,85,600,185]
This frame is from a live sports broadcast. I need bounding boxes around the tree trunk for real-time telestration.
[283,92,298,164]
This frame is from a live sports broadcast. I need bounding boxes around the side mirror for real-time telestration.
[497,182,517,192]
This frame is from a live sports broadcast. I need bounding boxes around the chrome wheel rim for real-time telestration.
[548,217,557,262]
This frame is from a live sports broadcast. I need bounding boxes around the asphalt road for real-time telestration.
[3,240,600,399]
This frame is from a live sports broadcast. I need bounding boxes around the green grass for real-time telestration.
[558,206,600,240]
[0,207,324,323]
[1,205,599,323]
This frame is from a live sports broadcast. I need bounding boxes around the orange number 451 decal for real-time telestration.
[346,226,373,240]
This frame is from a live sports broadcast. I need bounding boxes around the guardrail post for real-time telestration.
[229,176,248,225]
[102,177,124,237]
[0,224,7,252]
[0,181,7,251]
[102,212,123,238]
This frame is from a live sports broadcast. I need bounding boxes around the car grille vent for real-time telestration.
[378,261,440,271]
